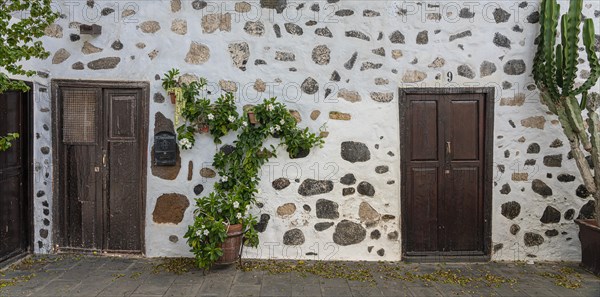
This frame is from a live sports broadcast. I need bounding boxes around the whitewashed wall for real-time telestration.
[13,0,600,261]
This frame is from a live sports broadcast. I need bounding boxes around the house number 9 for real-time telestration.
[447,72,453,82]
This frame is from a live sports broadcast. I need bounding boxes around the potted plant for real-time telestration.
[161,68,181,104]
[534,0,600,275]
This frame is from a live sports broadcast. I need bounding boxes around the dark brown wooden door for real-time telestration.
[404,93,486,256]
[59,87,143,252]
[0,89,31,262]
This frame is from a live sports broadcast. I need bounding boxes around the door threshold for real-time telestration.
[403,254,490,263]
[0,252,30,270]
[57,247,144,257]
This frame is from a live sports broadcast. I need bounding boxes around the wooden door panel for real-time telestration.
[442,167,481,252]
[406,167,439,252]
[0,175,23,258]
[448,100,479,161]
[410,101,438,161]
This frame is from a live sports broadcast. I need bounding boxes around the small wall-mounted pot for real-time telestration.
[169,92,177,104]
[199,124,210,134]
[247,111,257,125]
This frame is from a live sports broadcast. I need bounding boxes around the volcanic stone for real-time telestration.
[501,201,521,220]
[532,179,553,197]
[341,141,370,163]
[357,181,375,197]
[314,222,334,231]
[340,173,356,185]
[316,199,339,219]
[283,228,305,245]
[540,206,561,224]
[333,220,366,246]
[524,232,544,247]
[152,193,189,224]
[298,179,334,196]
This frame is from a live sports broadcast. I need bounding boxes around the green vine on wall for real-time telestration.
[162,69,324,269]
[0,133,20,152]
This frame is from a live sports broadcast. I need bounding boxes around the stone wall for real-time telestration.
[17,0,600,261]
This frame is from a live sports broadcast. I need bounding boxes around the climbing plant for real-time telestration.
[533,0,600,225]
[162,70,324,269]
[0,0,59,93]
[0,133,20,152]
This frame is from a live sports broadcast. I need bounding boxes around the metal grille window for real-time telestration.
[62,89,97,144]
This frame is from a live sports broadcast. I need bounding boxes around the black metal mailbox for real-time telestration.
[154,131,177,166]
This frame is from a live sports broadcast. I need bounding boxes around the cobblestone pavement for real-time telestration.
[1,255,599,296]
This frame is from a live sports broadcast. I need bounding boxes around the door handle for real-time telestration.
[102,151,107,167]
[446,142,451,155]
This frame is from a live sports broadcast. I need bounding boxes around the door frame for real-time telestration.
[399,87,495,262]
[0,82,34,265]
[51,80,149,254]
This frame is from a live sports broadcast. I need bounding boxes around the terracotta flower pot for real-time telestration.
[247,111,257,125]
[199,124,209,134]
[169,92,177,104]
[575,219,600,276]
[215,223,243,265]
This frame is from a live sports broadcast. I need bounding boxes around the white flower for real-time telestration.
[218,208,222,213]
[179,138,192,149]
[233,201,239,209]
[228,115,235,122]
[201,225,205,229]
[257,188,262,195]
[274,125,280,131]
[236,212,242,219]
[221,176,228,182]
[250,177,256,182]
[242,121,248,127]
[266,104,274,111]
[268,126,275,133]
[246,205,251,211]
[207,113,214,120]
[280,119,285,125]
[203,229,209,236]
[196,230,202,236]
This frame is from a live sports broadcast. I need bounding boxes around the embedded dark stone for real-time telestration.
[577,200,596,220]
[220,144,235,155]
[111,40,123,50]
[389,31,405,44]
[504,59,527,75]
[493,8,511,23]
[525,159,536,166]
[153,92,165,103]
[524,232,544,247]
[375,166,389,174]
[39,229,48,239]
[42,201,49,207]
[416,30,429,44]
[70,33,80,42]
[193,184,204,195]
[498,165,505,173]
[303,204,311,211]
[532,179,553,197]
[316,199,339,219]
[368,246,373,253]
[360,62,382,71]
[272,178,291,190]
[540,206,561,224]
[342,188,355,196]
[459,8,475,18]
[255,59,267,65]
[543,154,562,167]
[40,146,50,154]
[500,184,511,195]
[298,179,333,196]
[480,61,497,77]
[527,143,541,154]
[504,150,510,158]
[260,0,287,13]
[363,9,380,17]
[564,208,575,220]
[370,229,381,239]
[255,214,270,232]
[43,209,49,216]
[372,47,385,56]
[284,23,303,35]
[305,20,316,26]
[545,229,559,237]
[37,191,45,197]
[493,32,511,49]
[508,120,516,128]
[510,224,521,235]
[314,222,334,231]
[340,173,356,185]
[191,0,207,9]
[501,201,521,220]
[244,21,265,36]
[43,218,50,226]
[301,77,319,94]
[549,139,563,148]
[283,228,305,245]
[315,27,333,38]
[357,181,375,197]
[513,25,524,32]
[387,231,399,240]
[457,64,475,79]
[576,184,590,198]
[101,8,114,16]
[152,193,189,224]
[333,220,366,246]
[273,24,281,38]
[87,57,121,70]
[344,52,358,70]
[311,3,319,11]
[519,1,528,8]
[341,141,370,163]
[449,30,472,42]
[335,9,354,16]
[330,70,341,81]
[377,249,385,256]
[527,11,540,23]
[169,235,179,243]
[547,173,553,179]
[382,215,396,222]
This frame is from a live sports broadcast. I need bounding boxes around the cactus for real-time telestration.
[533,0,600,226]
